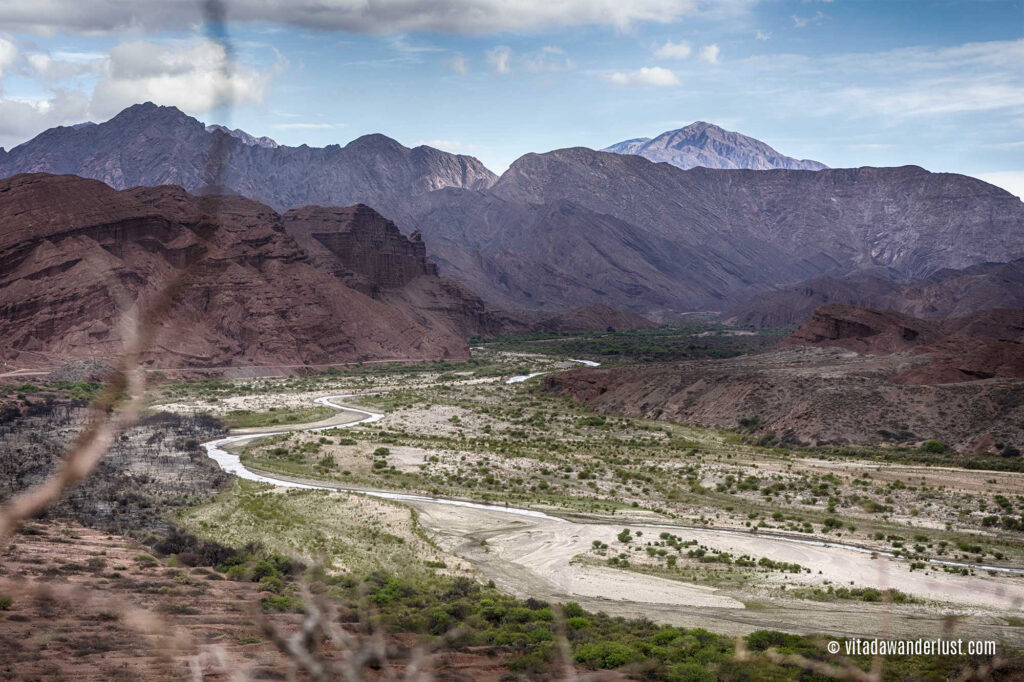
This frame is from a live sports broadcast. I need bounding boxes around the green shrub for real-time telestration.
[251,560,278,581]
[226,565,248,581]
[0,596,12,611]
[920,440,950,454]
[261,595,304,613]
[259,575,284,593]
[133,553,158,567]
[746,630,802,651]
[669,662,716,682]
[574,641,641,669]
[566,617,591,630]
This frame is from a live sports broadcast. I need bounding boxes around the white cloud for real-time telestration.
[90,39,274,118]
[653,39,691,60]
[486,46,512,74]
[0,37,18,78]
[523,46,572,72]
[792,11,824,28]
[741,40,1024,120]
[0,0,752,35]
[447,53,468,75]
[603,66,680,87]
[26,52,102,81]
[971,171,1024,198]
[386,35,443,54]
[698,43,720,63]
[831,81,1024,118]
[0,91,92,149]
[754,30,770,40]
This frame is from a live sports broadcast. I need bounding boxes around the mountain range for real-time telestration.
[603,121,827,171]
[2,103,1022,320]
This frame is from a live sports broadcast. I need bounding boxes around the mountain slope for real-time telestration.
[3,105,1022,318]
[402,148,1024,314]
[0,173,500,370]
[0,103,497,214]
[603,121,827,171]
[727,259,1024,328]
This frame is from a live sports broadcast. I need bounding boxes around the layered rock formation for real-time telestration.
[0,173,500,370]
[544,304,1024,448]
[603,121,827,171]
[782,304,1024,384]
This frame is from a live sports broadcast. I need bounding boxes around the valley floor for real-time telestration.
[150,350,1024,651]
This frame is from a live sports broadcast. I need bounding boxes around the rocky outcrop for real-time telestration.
[780,305,943,354]
[283,204,439,294]
[0,173,500,370]
[535,304,658,333]
[781,304,1024,384]
[543,304,1024,448]
[604,121,827,171]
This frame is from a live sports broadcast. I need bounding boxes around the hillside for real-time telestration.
[0,173,502,370]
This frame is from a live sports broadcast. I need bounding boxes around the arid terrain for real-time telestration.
[0,32,1021,681]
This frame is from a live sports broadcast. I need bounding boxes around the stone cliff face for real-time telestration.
[0,174,499,370]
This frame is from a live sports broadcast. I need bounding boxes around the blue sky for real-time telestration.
[0,0,1021,194]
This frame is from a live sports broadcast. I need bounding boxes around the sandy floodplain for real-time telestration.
[410,501,1024,644]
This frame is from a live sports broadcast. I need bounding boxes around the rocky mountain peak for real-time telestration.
[604,121,828,171]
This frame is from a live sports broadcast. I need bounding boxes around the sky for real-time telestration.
[0,0,1021,195]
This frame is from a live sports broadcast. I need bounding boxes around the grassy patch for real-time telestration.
[221,405,336,429]
[177,480,451,581]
